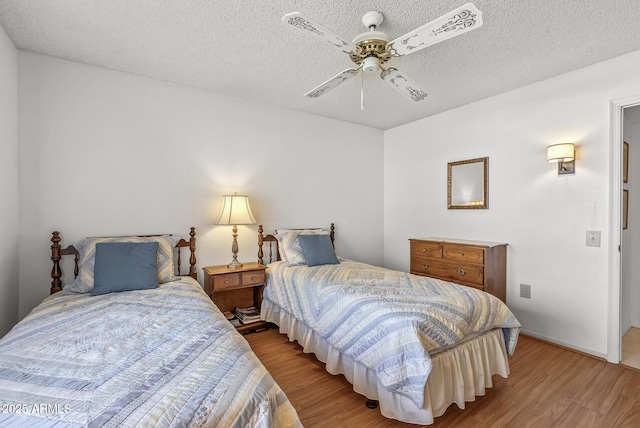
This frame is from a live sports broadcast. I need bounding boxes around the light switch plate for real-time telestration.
[586,230,601,247]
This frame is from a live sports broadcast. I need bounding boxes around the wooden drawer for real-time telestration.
[242,271,265,286]
[410,240,442,258]
[442,244,485,264]
[213,273,241,290]
[410,255,435,275]
[411,256,484,286]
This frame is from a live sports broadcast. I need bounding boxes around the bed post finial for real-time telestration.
[51,231,63,294]
[330,223,335,248]
[258,225,264,265]
[189,227,197,280]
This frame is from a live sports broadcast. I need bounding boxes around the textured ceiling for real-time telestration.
[1,0,640,130]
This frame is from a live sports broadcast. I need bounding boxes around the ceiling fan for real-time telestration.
[282,3,483,104]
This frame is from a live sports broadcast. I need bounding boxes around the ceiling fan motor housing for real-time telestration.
[350,30,392,70]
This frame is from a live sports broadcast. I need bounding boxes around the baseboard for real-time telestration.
[622,323,640,335]
[520,330,607,361]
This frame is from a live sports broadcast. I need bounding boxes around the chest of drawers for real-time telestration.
[409,238,507,302]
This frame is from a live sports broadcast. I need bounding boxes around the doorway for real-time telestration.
[621,105,640,369]
[609,95,640,365]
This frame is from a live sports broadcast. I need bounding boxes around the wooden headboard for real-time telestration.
[257,223,335,265]
[50,227,197,294]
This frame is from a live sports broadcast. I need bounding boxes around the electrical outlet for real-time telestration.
[586,230,601,247]
[520,283,531,299]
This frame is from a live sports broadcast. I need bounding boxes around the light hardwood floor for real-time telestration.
[622,327,640,370]
[246,328,640,427]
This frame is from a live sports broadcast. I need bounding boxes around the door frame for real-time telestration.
[608,93,640,363]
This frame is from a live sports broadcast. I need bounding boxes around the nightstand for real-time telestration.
[203,262,270,334]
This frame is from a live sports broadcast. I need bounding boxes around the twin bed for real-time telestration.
[0,224,520,427]
[257,224,520,425]
[0,229,301,428]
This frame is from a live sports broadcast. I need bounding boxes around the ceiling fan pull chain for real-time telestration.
[361,72,365,111]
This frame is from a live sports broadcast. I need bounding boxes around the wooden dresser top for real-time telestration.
[410,237,507,248]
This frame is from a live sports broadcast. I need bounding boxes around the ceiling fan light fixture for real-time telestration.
[362,56,380,73]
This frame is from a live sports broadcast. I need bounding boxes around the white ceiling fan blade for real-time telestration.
[380,68,428,102]
[388,3,483,56]
[282,12,357,53]
[304,68,360,98]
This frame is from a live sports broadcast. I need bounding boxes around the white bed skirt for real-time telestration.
[261,298,510,425]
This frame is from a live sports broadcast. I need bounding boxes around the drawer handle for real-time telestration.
[421,263,429,269]
[422,248,427,252]
[251,276,257,280]
[459,252,465,256]
[225,280,231,284]
[457,269,466,275]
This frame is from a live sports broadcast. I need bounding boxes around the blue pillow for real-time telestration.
[298,234,339,267]
[91,242,159,296]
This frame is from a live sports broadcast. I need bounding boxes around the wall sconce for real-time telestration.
[547,143,575,175]
[214,193,256,269]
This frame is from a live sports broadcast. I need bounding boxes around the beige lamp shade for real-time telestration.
[214,193,256,269]
[214,194,256,225]
[547,143,575,163]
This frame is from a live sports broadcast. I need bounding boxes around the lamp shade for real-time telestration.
[214,194,256,225]
[547,143,575,163]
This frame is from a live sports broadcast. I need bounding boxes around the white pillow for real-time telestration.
[64,235,180,294]
[275,229,328,265]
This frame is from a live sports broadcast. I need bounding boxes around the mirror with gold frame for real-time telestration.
[447,157,489,209]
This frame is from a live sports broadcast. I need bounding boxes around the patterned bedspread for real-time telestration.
[0,278,301,428]
[263,259,520,407]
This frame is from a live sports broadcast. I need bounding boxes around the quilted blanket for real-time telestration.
[263,259,520,408]
[0,278,301,428]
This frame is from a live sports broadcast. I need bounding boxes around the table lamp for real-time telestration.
[214,193,256,269]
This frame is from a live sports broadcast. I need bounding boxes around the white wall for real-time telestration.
[18,52,384,319]
[622,107,640,333]
[384,50,640,358]
[0,25,18,336]
[15,44,640,358]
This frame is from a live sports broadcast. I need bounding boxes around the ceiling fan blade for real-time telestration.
[282,12,357,53]
[388,3,483,56]
[304,68,360,98]
[380,68,428,102]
